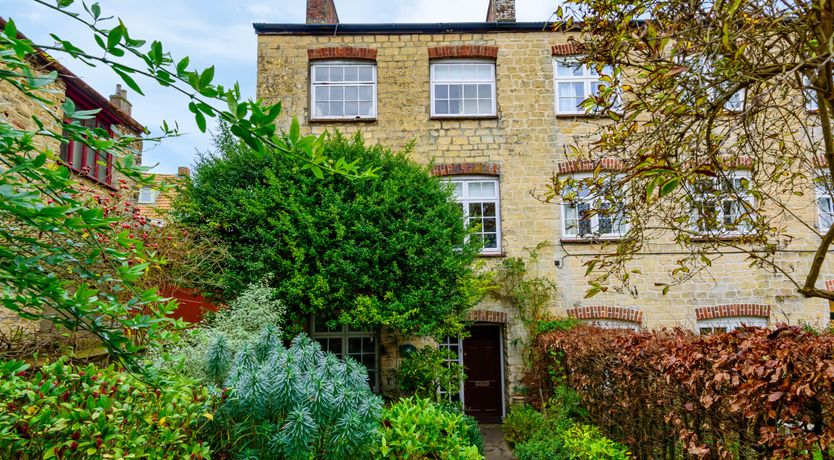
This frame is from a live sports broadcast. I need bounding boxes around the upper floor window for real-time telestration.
[561,174,626,240]
[553,58,613,115]
[310,62,377,120]
[689,171,754,236]
[137,186,159,205]
[816,172,833,231]
[449,177,501,254]
[59,116,113,186]
[430,61,496,117]
[680,56,745,112]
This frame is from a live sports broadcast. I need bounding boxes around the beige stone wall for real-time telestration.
[257,29,833,400]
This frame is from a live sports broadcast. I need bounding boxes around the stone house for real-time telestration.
[0,18,144,331]
[254,0,834,421]
[136,167,191,224]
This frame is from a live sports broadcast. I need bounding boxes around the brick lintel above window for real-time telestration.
[567,305,643,324]
[694,304,771,321]
[556,159,624,175]
[428,45,499,60]
[307,47,378,61]
[432,162,500,177]
[552,43,583,56]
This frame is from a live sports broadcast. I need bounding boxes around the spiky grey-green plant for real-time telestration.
[205,331,383,459]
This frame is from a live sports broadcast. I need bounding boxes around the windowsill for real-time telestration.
[477,252,506,258]
[560,236,624,244]
[64,165,116,191]
[309,117,377,123]
[430,115,498,121]
[690,234,753,242]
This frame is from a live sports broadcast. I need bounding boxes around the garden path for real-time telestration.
[479,424,515,460]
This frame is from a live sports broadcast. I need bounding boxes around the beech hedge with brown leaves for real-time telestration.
[535,325,834,459]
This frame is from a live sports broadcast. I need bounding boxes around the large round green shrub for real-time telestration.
[178,129,482,336]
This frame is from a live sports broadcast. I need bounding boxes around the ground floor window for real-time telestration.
[438,336,464,405]
[310,317,379,391]
[697,316,767,335]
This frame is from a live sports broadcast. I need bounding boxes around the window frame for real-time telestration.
[309,317,380,392]
[679,55,746,113]
[309,60,378,121]
[448,176,502,255]
[59,114,114,187]
[560,172,628,241]
[429,59,497,118]
[816,170,833,232]
[804,75,819,112]
[137,186,159,205]
[552,57,616,116]
[437,336,465,407]
[698,316,767,335]
[689,170,755,237]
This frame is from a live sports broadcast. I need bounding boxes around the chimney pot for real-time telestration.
[109,84,132,116]
[306,0,339,24]
[486,0,516,22]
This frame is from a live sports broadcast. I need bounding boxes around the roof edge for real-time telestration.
[0,17,145,133]
[253,21,570,35]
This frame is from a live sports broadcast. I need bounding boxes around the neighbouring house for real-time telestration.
[135,166,191,224]
[0,18,145,331]
[254,0,834,421]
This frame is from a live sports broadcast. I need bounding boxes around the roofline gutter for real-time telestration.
[253,21,575,35]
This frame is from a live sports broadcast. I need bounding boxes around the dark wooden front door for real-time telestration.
[463,324,503,423]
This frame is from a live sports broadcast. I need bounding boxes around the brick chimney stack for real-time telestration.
[307,0,339,24]
[177,166,190,177]
[109,84,132,116]
[486,0,516,22]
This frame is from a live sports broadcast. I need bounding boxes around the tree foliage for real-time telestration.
[178,129,484,336]
[550,0,834,300]
[1,0,367,363]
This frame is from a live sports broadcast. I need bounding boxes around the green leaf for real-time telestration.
[4,18,17,38]
[194,111,207,133]
[113,67,144,96]
[199,65,215,89]
[659,177,679,196]
[289,116,300,143]
[106,24,124,51]
[176,56,190,75]
[90,3,101,19]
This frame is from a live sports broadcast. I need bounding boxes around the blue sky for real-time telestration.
[2,0,556,173]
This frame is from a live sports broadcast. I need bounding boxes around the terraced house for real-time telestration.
[254,0,834,420]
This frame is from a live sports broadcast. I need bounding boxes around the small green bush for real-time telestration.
[0,359,211,459]
[506,387,629,460]
[438,402,484,455]
[535,318,580,336]
[374,397,483,459]
[398,346,465,403]
[205,331,382,459]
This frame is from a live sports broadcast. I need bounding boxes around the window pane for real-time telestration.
[359,102,372,116]
[436,85,449,99]
[314,86,329,103]
[478,65,493,80]
[329,102,343,117]
[483,216,497,232]
[449,85,462,98]
[470,181,496,198]
[345,101,359,117]
[484,233,497,249]
[478,99,492,114]
[97,153,107,181]
[330,86,344,101]
[315,101,329,117]
[358,86,373,101]
[463,65,478,80]
[556,60,583,77]
[330,66,344,82]
[464,85,477,98]
[482,202,496,217]
[463,100,477,114]
[344,66,358,82]
[357,66,373,82]
[435,100,449,114]
[434,64,449,80]
[478,84,492,98]
[345,86,359,101]
[448,100,461,114]
[469,202,483,217]
[314,66,328,82]
[452,182,463,198]
[72,142,83,170]
[578,202,592,235]
[820,196,834,229]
